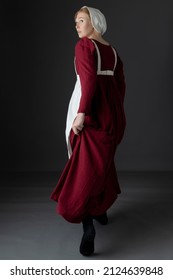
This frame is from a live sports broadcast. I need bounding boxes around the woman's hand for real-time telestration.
[72,113,85,135]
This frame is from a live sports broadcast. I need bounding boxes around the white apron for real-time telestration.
[65,40,117,158]
[65,74,81,158]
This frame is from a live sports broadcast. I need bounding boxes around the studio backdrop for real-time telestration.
[1,0,173,172]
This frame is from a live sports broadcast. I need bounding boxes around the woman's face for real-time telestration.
[75,11,94,38]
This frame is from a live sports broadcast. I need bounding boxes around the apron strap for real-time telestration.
[91,40,117,76]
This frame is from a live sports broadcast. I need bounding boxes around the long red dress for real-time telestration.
[50,37,126,223]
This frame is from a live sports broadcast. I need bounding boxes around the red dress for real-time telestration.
[50,37,126,223]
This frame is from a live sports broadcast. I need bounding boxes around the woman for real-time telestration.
[50,6,126,256]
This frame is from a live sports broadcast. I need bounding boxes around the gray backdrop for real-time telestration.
[1,0,173,172]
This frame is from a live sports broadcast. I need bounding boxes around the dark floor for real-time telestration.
[0,171,173,260]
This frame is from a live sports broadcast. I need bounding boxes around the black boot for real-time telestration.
[93,212,108,225]
[79,216,95,256]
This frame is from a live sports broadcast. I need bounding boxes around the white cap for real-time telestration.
[82,6,107,35]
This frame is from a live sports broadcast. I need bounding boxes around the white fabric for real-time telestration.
[65,75,81,158]
[82,6,107,35]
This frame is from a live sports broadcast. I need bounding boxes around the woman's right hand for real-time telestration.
[72,113,85,135]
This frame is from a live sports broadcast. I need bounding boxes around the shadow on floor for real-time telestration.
[0,171,173,259]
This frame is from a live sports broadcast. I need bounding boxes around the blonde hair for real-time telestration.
[74,7,90,20]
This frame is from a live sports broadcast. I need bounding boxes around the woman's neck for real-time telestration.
[88,32,109,46]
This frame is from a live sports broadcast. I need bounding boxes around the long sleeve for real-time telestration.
[75,38,97,114]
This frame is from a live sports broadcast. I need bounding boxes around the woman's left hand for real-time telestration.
[72,113,85,135]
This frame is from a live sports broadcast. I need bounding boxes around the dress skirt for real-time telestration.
[50,119,121,223]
